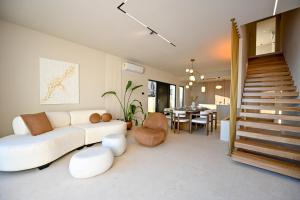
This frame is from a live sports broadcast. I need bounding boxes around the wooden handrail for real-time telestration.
[229,18,240,155]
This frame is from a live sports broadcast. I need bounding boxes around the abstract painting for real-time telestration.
[40,58,79,104]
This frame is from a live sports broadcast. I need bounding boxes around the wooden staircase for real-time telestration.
[232,53,300,179]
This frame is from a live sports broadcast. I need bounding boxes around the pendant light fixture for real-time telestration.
[216,85,223,89]
[185,59,204,89]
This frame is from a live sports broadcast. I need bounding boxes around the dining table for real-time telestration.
[171,107,210,132]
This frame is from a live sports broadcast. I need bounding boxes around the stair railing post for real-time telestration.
[229,18,240,155]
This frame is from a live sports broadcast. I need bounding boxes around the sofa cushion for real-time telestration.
[89,113,101,123]
[102,113,112,122]
[74,120,127,145]
[0,127,85,171]
[70,110,106,125]
[21,112,53,136]
[12,116,31,135]
[46,112,71,128]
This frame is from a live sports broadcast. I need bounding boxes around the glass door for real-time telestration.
[148,80,176,113]
[179,86,184,108]
[156,82,170,113]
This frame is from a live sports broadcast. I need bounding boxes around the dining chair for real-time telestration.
[211,109,217,129]
[199,109,213,132]
[190,110,210,135]
[172,110,189,133]
[163,108,173,129]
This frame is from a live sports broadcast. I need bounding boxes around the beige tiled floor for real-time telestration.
[0,127,299,200]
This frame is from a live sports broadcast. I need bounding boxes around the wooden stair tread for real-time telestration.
[247,69,289,75]
[240,112,300,121]
[237,120,300,133]
[235,139,300,161]
[244,86,296,92]
[237,128,300,146]
[232,150,300,179]
[242,98,300,104]
[248,62,286,67]
[245,76,292,82]
[241,105,300,112]
[249,65,286,69]
[247,66,289,74]
[245,81,293,87]
[247,72,290,78]
[248,62,288,70]
[249,59,285,63]
[243,91,298,97]
[248,52,283,59]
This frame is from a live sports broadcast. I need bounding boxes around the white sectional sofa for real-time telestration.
[0,110,127,172]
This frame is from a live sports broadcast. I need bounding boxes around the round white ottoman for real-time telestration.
[69,147,113,178]
[102,134,127,156]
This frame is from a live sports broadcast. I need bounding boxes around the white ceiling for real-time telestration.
[0,0,299,76]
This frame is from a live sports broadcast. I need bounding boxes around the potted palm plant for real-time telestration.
[101,81,145,130]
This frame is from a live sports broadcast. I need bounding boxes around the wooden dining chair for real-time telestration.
[190,111,210,135]
[199,109,214,132]
[172,110,189,133]
[163,108,173,129]
[211,109,217,129]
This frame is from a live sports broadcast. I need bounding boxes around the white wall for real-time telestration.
[282,8,300,98]
[0,20,180,137]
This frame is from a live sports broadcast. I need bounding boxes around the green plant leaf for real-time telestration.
[132,99,142,106]
[139,106,144,113]
[131,85,143,91]
[101,91,116,97]
[130,104,137,114]
[125,81,132,93]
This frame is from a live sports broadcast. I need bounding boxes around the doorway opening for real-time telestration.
[148,80,176,113]
[256,17,276,55]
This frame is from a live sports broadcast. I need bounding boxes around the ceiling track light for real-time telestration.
[117,1,176,47]
[273,0,278,16]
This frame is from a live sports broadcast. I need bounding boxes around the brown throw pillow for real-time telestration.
[102,113,112,122]
[89,113,101,123]
[21,112,53,136]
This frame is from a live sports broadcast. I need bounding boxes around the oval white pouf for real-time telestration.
[102,134,127,156]
[69,147,113,178]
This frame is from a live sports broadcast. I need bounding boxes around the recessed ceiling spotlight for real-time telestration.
[117,1,176,47]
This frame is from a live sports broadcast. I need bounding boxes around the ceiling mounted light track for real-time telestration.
[117,1,176,47]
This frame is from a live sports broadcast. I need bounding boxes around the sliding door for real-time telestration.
[148,80,175,113]
[156,82,170,113]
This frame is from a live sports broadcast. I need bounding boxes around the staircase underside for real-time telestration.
[232,53,300,179]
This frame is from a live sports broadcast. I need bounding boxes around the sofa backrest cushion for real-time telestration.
[70,110,106,125]
[46,112,71,128]
[12,116,31,135]
[20,112,54,136]
[89,113,102,123]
